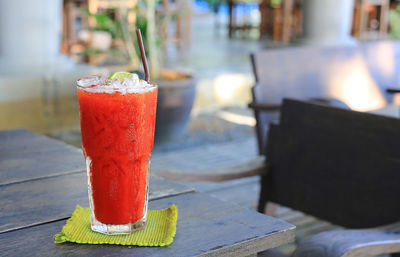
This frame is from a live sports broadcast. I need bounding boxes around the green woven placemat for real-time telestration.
[55,205,177,246]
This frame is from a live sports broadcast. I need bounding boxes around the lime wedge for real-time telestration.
[108,71,135,81]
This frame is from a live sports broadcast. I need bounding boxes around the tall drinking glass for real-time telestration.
[76,75,158,235]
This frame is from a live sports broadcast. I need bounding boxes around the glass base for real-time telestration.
[90,213,147,235]
[85,156,151,235]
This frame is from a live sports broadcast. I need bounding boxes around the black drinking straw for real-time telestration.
[136,29,150,82]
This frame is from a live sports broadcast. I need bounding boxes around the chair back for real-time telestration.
[262,99,400,228]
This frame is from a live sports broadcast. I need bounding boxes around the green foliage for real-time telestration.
[270,0,281,8]
[135,10,149,50]
[84,9,122,38]
[132,1,164,66]
[82,48,103,55]
[203,0,225,10]
[390,7,400,39]
[82,1,180,77]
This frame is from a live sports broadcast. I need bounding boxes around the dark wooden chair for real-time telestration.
[259,98,400,257]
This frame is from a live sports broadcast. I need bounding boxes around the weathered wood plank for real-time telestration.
[179,176,259,194]
[208,180,260,210]
[0,129,73,154]
[0,192,295,257]
[152,138,258,173]
[0,129,87,186]
[0,147,85,186]
[0,173,193,233]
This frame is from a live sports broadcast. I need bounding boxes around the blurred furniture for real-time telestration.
[280,0,299,43]
[62,0,117,63]
[249,40,400,153]
[259,0,302,41]
[259,99,400,257]
[62,0,92,55]
[352,0,390,40]
[157,0,192,47]
[0,129,295,256]
[228,0,259,38]
[258,0,276,39]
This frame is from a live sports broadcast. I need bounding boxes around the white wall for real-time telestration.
[300,0,356,46]
[0,0,63,73]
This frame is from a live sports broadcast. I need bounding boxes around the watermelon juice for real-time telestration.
[76,74,157,234]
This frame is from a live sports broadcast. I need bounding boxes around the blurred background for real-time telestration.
[2,0,400,149]
[3,1,400,254]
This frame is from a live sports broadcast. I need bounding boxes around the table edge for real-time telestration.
[197,225,296,257]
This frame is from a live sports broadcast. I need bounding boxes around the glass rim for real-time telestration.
[76,75,105,89]
[76,75,158,93]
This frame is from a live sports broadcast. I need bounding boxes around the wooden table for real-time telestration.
[0,129,295,256]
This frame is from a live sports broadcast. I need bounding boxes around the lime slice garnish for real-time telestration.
[108,71,135,82]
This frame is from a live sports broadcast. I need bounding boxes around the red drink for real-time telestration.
[77,75,157,234]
